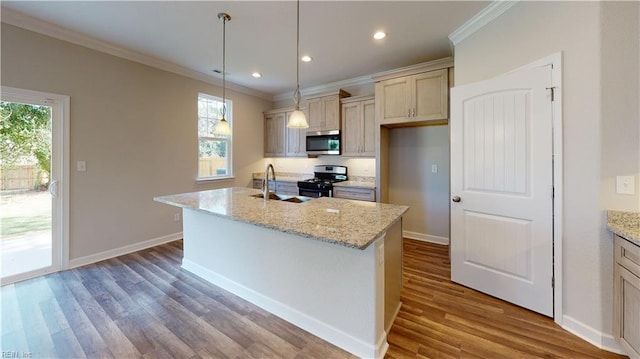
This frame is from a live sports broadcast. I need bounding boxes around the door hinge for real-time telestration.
[546,87,556,101]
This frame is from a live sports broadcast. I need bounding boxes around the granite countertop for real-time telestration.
[607,210,640,247]
[155,187,407,250]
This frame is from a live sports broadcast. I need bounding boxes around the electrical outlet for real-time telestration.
[432,164,438,173]
[77,161,87,172]
[616,176,635,195]
[174,213,181,221]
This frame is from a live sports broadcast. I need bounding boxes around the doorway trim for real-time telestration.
[510,53,563,324]
[1,86,70,282]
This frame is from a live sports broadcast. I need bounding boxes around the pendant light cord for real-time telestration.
[294,0,301,109]
[222,14,227,119]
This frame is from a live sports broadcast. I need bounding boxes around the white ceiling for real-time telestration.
[1,1,489,99]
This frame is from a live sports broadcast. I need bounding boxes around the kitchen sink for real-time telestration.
[250,193,313,203]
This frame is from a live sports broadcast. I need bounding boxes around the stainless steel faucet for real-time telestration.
[262,163,276,199]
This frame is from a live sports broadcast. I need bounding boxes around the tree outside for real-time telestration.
[0,101,52,241]
[0,102,52,189]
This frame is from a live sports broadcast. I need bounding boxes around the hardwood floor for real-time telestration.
[386,239,627,359]
[0,239,628,359]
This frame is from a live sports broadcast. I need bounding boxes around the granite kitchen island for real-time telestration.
[154,187,408,359]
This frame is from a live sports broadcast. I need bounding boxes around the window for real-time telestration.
[197,93,232,180]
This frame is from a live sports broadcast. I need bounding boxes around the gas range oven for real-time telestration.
[297,165,347,198]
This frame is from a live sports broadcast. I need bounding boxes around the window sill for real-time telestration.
[196,176,235,184]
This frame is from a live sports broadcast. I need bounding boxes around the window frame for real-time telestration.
[196,93,233,182]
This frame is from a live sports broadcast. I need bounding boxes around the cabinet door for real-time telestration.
[412,68,449,122]
[285,110,307,157]
[275,181,299,196]
[377,77,410,125]
[333,187,376,202]
[323,95,341,130]
[264,112,285,157]
[341,102,361,157]
[361,99,376,157]
[615,264,640,358]
[307,97,324,131]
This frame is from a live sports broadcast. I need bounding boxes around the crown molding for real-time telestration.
[371,57,453,82]
[1,7,273,101]
[448,0,519,46]
[273,74,374,102]
[273,57,454,102]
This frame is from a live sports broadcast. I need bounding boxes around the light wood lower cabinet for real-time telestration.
[252,179,299,196]
[614,235,640,359]
[275,181,299,196]
[333,187,376,202]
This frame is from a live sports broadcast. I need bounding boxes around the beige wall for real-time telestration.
[1,24,272,260]
[600,1,640,211]
[453,0,639,344]
[388,126,450,241]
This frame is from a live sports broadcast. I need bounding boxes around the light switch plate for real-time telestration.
[77,160,87,172]
[616,176,635,195]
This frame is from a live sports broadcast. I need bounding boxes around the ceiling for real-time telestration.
[1,1,489,99]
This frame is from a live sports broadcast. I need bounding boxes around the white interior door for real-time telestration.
[450,65,554,317]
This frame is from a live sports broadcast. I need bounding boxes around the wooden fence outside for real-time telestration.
[199,157,228,177]
[0,165,48,191]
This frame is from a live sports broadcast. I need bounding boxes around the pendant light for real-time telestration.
[214,12,232,135]
[287,0,309,129]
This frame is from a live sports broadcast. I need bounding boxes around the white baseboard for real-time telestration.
[183,259,387,359]
[403,231,449,245]
[68,232,182,269]
[562,315,626,355]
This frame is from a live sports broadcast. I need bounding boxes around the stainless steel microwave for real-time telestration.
[306,130,341,156]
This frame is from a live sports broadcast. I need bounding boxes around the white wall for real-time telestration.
[453,0,639,348]
[0,24,272,261]
[388,126,450,242]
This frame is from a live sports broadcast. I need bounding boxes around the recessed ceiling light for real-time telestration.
[373,31,386,40]
[252,72,262,78]
[301,55,312,62]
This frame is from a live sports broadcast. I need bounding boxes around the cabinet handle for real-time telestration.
[407,109,411,118]
[412,108,416,117]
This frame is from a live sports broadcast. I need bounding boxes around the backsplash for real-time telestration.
[262,157,376,177]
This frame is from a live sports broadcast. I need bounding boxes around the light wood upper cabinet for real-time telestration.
[376,68,449,126]
[264,111,286,157]
[285,109,308,157]
[341,96,375,157]
[307,90,350,131]
[264,108,307,158]
[614,235,640,359]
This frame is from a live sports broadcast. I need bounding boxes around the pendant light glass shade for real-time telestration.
[287,0,309,129]
[214,12,232,135]
[214,117,231,135]
[288,109,308,128]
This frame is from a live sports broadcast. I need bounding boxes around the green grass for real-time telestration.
[1,215,51,237]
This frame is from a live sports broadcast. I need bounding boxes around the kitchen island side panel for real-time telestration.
[181,208,392,359]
